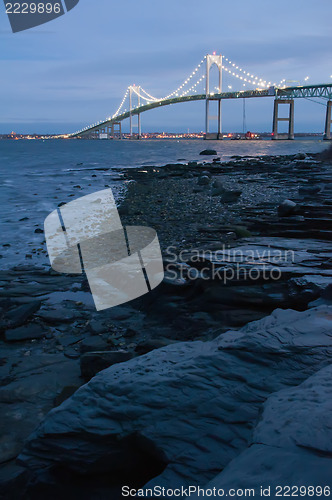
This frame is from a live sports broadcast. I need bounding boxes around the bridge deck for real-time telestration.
[71,84,332,137]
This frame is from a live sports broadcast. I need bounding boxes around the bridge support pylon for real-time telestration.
[272,99,294,140]
[205,54,223,140]
[112,122,122,139]
[129,86,142,139]
[324,101,332,140]
[137,112,141,139]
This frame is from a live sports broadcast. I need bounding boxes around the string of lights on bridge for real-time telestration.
[108,54,287,118]
[71,53,322,136]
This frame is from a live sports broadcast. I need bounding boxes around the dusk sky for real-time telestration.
[1,0,332,134]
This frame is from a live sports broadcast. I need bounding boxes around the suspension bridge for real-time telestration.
[69,54,332,140]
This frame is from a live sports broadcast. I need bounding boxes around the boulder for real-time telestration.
[278,199,297,217]
[18,306,332,490]
[211,179,242,202]
[197,175,210,186]
[192,364,332,496]
[199,149,217,156]
[211,178,224,196]
[220,189,242,203]
[294,153,307,160]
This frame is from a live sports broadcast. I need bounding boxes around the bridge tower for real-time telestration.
[272,99,295,140]
[205,54,223,140]
[129,85,142,139]
[324,101,332,140]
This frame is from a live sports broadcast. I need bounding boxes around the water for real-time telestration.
[0,138,328,269]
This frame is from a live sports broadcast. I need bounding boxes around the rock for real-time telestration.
[0,462,30,499]
[253,364,332,453]
[79,337,109,354]
[0,353,81,467]
[317,143,332,161]
[56,335,83,348]
[322,284,332,301]
[18,307,332,489]
[34,228,44,234]
[199,149,217,156]
[211,178,224,196]
[4,324,46,342]
[80,350,134,381]
[87,319,107,335]
[124,328,137,338]
[288,275,332,301]
[1,301,41,330]
[299,185,322,195]
[210,179,242,202]
[294,153,307,160]
[106,307,134,321]
[63,348,80,360]
[197,175,210,186]
[220,189,242,203]
[196,364,332,496]
[278,199,297,217]
[37,308,81,324]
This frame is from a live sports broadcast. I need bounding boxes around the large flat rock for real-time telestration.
[18,306,332,489]
[191,364,332,497]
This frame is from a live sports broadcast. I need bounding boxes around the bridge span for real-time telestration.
[69,54,332,141]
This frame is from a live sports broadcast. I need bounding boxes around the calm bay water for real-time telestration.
[0,138,328,269]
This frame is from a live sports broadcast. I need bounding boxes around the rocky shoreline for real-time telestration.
[0,149,332,498]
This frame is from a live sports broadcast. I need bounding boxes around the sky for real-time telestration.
[0,0,332,134]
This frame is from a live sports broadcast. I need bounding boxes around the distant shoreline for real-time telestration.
[0,132,327,141]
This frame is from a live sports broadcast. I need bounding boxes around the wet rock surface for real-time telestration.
[17,307,332,495]
[194,363,332,497]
